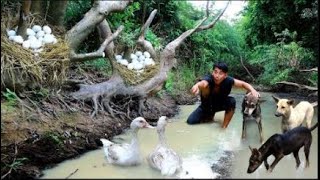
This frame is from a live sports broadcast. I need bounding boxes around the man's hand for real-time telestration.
[191,84,200,95]
[248,90,260,98]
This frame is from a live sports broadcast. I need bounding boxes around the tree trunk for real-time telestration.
[16,0,31,39]
[47,0,68,27]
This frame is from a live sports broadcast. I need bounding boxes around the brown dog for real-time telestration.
[247,122,318,173]
[241,92,263,143]
[272,95,317,133]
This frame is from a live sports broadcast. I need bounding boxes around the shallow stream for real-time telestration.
[41,90,318,179]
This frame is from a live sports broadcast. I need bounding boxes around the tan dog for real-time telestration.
[272,95,317,133]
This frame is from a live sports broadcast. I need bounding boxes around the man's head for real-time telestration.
[212,62,228,85]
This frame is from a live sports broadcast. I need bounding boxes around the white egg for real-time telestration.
[135,51,142,57]
[133,62,144,70]
[138,55,145,61]
[52,38,58,44]
[143,51,151,58]
[120,59,129,66]
[22,40,30,49]
[42,25,52,34]
[36,30,45,38]
[13,35,24,44]
[28,35,37,41]
[7,30,16,37]
[127,63,134,70]
[145,58,155,66]
[115,54,122,61]
[130,53,137,60]
[26,28,36,36]
[30,39,42,49]
[9,35,15,41]
[42,34,54,44]
[32,25,42,32]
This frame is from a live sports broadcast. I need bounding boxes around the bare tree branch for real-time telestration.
[70,25,124,62]
[197,0,230,31]
[137,9,157,58]
[240,56,255,81]
[276,81,318,91]
[299,67,318,72]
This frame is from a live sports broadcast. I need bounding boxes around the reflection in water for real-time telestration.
[41,90,318,179]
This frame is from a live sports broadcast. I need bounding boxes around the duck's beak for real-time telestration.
[144,123,155,129]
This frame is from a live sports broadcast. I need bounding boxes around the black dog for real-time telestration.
[241,92,263,143]
[247,122,318,173]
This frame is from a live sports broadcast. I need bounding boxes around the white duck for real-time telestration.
[100,117,154,166]
[147,116,182,176]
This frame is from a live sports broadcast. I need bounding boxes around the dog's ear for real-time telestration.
[287,99,294,105]
[272,95,279,102]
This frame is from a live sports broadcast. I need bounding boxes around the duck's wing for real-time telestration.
[148,146,166,169]
[107,143,131,162]
[160,148,182,176]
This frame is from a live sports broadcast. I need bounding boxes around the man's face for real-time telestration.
[212,67,227,85]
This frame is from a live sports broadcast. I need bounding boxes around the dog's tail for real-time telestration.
[311,101,318,107]
[309,122,318,131]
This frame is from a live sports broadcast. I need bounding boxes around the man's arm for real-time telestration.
[190,80,209,95]
[233,79,260,98]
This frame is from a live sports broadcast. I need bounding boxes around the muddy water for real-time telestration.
[41,90,318,179]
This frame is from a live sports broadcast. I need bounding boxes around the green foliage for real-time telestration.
[43,132,64,147]
[248,31,315,85]
[64,0,92,28]
[7,157,28,171]
[2,88,18,106]
[242,0,318,59]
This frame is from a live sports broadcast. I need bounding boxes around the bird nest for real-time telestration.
[1,32,70,91]
[112,46,160,85]
[113,61,160,85]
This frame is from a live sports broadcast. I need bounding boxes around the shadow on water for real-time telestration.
[41,90,318,179]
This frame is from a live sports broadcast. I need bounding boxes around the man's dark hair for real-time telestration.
[213,62,228,73]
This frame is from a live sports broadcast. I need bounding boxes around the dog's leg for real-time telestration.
[305,107,314,128]
[264,159,269,170]
[304,141,312,168]
[293,151,301,168]
[257,118,263,143]
[241,118,246,139]
[268,154,284,172]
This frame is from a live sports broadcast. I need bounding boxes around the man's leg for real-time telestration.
[187,106,209,125]
[222,109,235,128]
[221,97,236,128]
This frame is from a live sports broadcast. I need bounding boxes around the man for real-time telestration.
[187,62,260,128]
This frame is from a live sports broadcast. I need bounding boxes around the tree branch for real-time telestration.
[137,9,157,58]
[197,0,230,31]
[299,67,318,72]
[275,81,318,91]
[70,25,124,62]
[240,56,255,81]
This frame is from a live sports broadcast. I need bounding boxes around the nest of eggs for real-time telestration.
[1,19,70,91]
[113,46,160,85]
